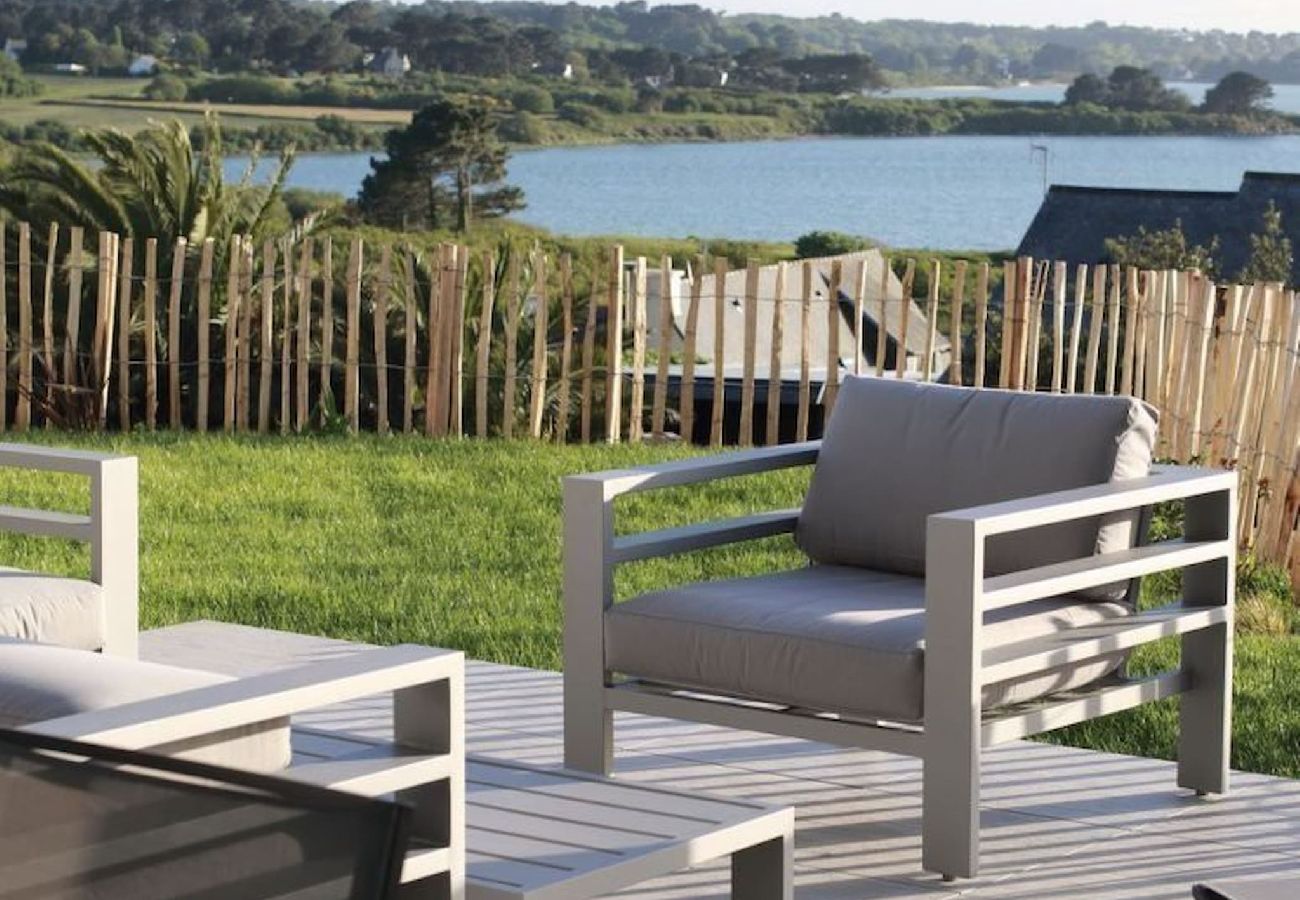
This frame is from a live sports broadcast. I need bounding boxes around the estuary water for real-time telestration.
[245,133,1300,250]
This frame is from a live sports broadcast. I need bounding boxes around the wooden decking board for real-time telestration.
[141,622,1300,899]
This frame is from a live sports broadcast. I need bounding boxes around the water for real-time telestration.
[248,134,1300,250]
[887,82,1300,114]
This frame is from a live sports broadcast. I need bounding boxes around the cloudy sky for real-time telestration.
[496,1,1297,34]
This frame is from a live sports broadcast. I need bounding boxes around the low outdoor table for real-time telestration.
[466,756,794,900]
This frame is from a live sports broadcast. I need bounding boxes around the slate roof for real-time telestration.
[1016,171,1300,286]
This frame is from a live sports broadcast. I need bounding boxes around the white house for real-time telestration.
[128,55,159,77]
[2,38,26,62]
[368,47,411,78]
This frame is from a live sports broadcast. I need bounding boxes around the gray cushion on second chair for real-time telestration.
[0,569,105,651]
[0,639,292,772]
[796,377,1158,598]
[605,565,1130,722]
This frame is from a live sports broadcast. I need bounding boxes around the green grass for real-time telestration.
[0,431,1296,778]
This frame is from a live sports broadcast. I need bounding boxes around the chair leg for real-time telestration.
[731,830,793,900]
[922,731,981,881]
[564,679,613,776]
[1178,620,1232,796]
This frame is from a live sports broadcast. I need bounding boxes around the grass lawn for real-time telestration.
[0,431,1296,779]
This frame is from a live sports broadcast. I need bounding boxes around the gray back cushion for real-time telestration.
[796,377,1158,592]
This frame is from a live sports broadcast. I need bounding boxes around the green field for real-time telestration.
[1,432,1296,778]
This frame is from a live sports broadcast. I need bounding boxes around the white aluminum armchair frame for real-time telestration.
[24,643,467,900]
[563,440,1236,881]
[0,444,138,657]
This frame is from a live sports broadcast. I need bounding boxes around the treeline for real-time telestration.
[4,0,1299,86]
[0,114,383,154]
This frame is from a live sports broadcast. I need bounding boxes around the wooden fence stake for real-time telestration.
[475,249,496,439]
[896,259,915,380]
[852,258,867,375]
[116,237,134,431]
[257,241,274,434]
[679,257,703,443]
[529,251,550,439]
[142,237,157,429]
[651,255,673,438]
[629,257,648,443]
[948,260,967,385]
[999,260,1017,388]
[319,237,334,424]
[502,249,521,440]
[403,249,417,434]
[451,245,468,438]
[373,244,391,434]
[0,222,7,429]
[875,256,890,377]
[344,237,362,433]
[94,233,120,429]
[922,258,940,382]
[766,261,787,446]
[825,260,843,415]
[238,239,254,432]
[194,239,213,432]
[1080,265,1100,394]
[797,260,812,441]
[426,245,447,437]
[1052,261,1068,392]
[62,227,84,392]
[557,254,574,442]
[295,238,313,432]
[221,236,240,432]
[1120,268,1139,396]
[606,246,625,444]
[166,237,186,426]
[41,222,57,412]
[710,257,727,448]
[15,223,32,431]
[739,259,760,447]
[279,239,293,435]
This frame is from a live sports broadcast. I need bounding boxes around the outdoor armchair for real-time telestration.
[563,375,1236,881]
[0,444,138,656]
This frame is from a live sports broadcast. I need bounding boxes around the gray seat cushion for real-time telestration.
[605,566,1131,722]
[796,377,1158,600]
[0,569,106,650]
[0,639,292,772]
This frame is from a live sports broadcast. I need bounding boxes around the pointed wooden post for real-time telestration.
[403,248,418,434]
[605,246,625,444]
[502,249,521,440]
[344,237,362,433]
[629,257,648,443]
[974,263,989,387]
[739,259,760,447]
[948,261,967,385]
[116,237,135,431]
[875,255,890,378]
[15,223,32,431]
[557,254,574,443]
[797,260,812,441]
[896,259,915,380]
[194,239,213,432]
[41,223,58,414]
[651,254,673,438]
[474,249,496,439]
[373,243,391,434]
[296,238,313,432]
[62,227,84,390]
[166,237,186,426]
[94,233,121,431]
[709,257,727,448]
[825,260,843,415]
[529,251,550,439]
[766,261,787,446]
[678,256,703,443]
[579,270,598,443]
[922,258,940,382]
[257,241,275,434]
[319,237,334,424]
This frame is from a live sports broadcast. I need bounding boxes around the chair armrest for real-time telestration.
[22,644,463,753]
[564,441,820,501]
[0,443,138,656]
[930,465,1236,538]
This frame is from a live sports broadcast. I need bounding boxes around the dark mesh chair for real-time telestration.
[0,728,411,900]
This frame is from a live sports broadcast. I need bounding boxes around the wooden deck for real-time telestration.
[142,622,1300,899]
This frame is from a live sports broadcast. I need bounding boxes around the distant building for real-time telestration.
[367,47,411,78]
[1017,171,1300,286]
[2,38,26,62]
[128,55,159,76]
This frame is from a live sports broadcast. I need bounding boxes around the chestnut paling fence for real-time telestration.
[1,221,1297,574]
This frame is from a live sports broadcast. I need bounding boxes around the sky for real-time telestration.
[478,1,1300,34]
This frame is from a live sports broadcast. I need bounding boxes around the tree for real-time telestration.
[1105,66,1187,112]
[1240,203,1293,285]
[0,114,293,274]
[1063,72,1108,106]
[1202,71,1273,116]
[1104,221,1219,274]
[356,96,524,233]
[795,230,868,259]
